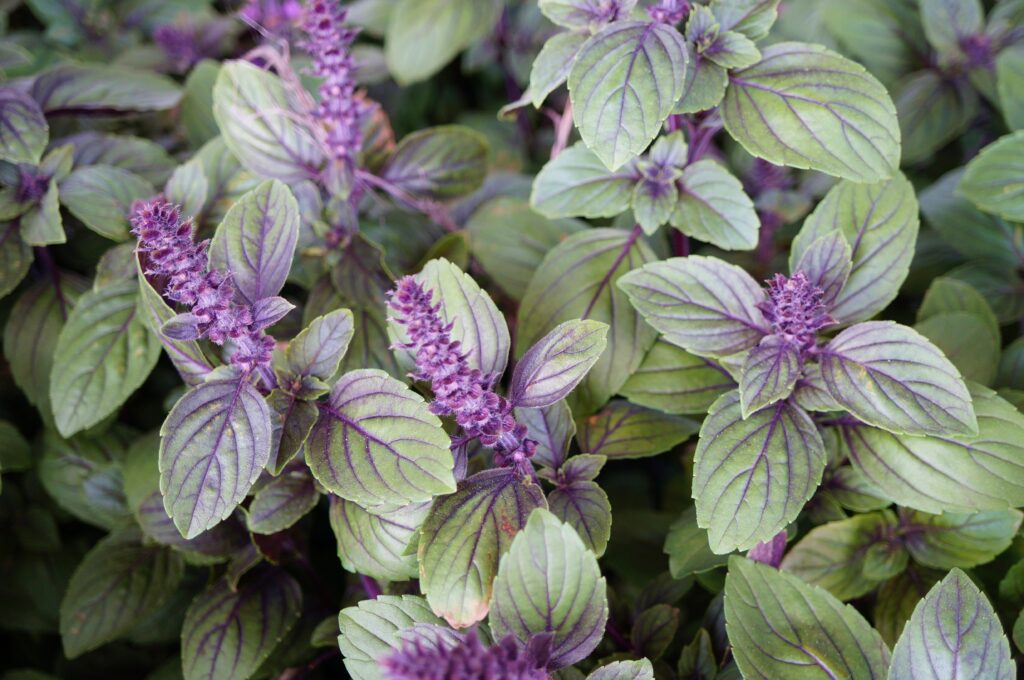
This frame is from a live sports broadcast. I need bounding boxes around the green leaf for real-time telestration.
[39,428,131,529]
[160,373,274,539]
[722,42,900,182]
[791,173,919,325]
[664,506,730,578]
[958,131,1024,222]
[915,313,999,386]
[918,0,983,60]
[385,0,501,85]
[998,337,1024,389]
[631,604,680,660]
[246,469,319,535]
[568,21,688,170]
[524,31,588,109]
[821,0,923,86]
[31,62,182,114]
[578,399,698,459]
[418,468,546,627]
[337,596,443,680]
[59,528,184,658]
[519,228,657,414]
[182,570,301,680]
[285,309,354,382]
[0,222,32,300]
[467,197,585,300]
[490,508,608,668]
[780,510,901,601]
[948,262,1024,325]
[209,179,299,305]
[895,70,977,164]
[705,31,761,69]
[694,391,825,553]
[20,181,64,246]
[213,61,323,183]
[531,143,639,219]
[511,319,608,408]
[539,0,636,30]
[515,400,576,470]
[671,160,759,251]
[901,509,1023,570]
[621,338,735,415]
[874,569,942,647]
[58,165,155,241]
[65,132,177,187]
[711,0,780,41]
[0,420,30,474]
[632,178,677,234]
[381,126,489,199]
[50,280,161,436]
[997,46,1024,131]
[889,569,1013,680]
[675,49,728,114]
[266,391,318,474]
[0,89,47,164]
[724,556,891,679]
[618,255,770,357]
[548,480,612,557]
[739,335,800,416]
[329,496,427,581]
[181,60,221,147]
[306,369,454,507]
[677,628,717,680]
[587,660,655,680]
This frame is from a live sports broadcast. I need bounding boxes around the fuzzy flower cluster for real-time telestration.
[381,632,548,680]
[239,0,302,36]
[130,198,274,372]
[757,272,834,352]
[388,277,537,471]
[301,0,364,167]
[648,0,690,24]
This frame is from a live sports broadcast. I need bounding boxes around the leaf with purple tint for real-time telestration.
[209,180,299,306]
[531,143,639,219]
[618,255,770,357]
[31,63,182,115]
[670,160,760,251]
[586,659,655,680]
[889,569,1013,680]
[675,47,728,115]
[160,371,274,539]
[840,384,1024,514]
[712,0,780,40]
[515,399,576,470]
[724,556,891,679]
[739,335,801,416]
[549,479,612,556]
[329,496,429,581]
[381,125,488,199]
[632,177,677,235]
[631,604,679,660]
[792,231,852,309]
[418,468,546,627]
[578,399,698,460]
[58,165,155,241]
[899,508,1022,570]
[568,21,688,170]
[39,428,131,530]
[0,89,47,164]
[284,309,354,382]
[50,280,161,436]
[722,42,900,182]
[246,468,320,535]
[523,30,588,109]
[694,391,825,553]
[181,569,301,680]
[790,173,919,325]
[918,0,983,61]
[306,369,454,507]
[875,569,943,648]
[389,257,510,379]
[820,321,976,436]
[958,131,1024,222]
[136,258,215,387]
[519,228,657,414]
[0,221,32,301]
[510,319,608,408]
[538,0,637,30]
[59,527,184,658]
[337,595,443,680]
[266,390,319,474]
[490,508,608,669]
[621,338,736,415]
[664,506,731,578]
[61,131,176,185]
[212,61,324,184]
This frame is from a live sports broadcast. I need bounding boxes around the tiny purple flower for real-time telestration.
[648,0,690,24]
[758,272,835,352]
[381,631,549,680]
[388,276,537,473]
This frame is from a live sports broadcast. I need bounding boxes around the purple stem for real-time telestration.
[35,246,68,318]
[671,230,690,257]
[360,575,382,599]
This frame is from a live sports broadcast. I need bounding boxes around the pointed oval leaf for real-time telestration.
[618,255,770,357]
[579,399,698,460]
[50,280,161,436]
[694,391,826,553]
[820,321,976,436]
[515,400,576,470]
[792,230,852,309]
[0,222,33,301]
[587,659,655,680]
[958,131,1024,222]
[418,468,546,627]
[519,228,658,413]
[526,30,588,108]
[182,570,301,680]
[670,159,759,251]
[284,309,354,382]
[209,179,300,305]
[490,509,608,669]
[39,429,131,529]
[0,89,47,164]
[31,63,182,114]
[791,173,919,325]
[739,335,801,416]
[722,42,900,182]
[530,143,639,219]
[246,469,319,535]
[510,319,609,408]
[621,338,735,415]
[889,569,1014,680]
[665,506,730,579]
[59,528,184,659]
[306,369,454,506]
[337,595,443,680]
[548,480,612,557]
[329,496,428,581]
[59,165,155,241]
[160,374,274,539]
[568,21,688,170]
[381,126,488,199]
[724,556,891,679]
[900,509,1023,570]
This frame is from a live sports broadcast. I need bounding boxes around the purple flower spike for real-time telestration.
[388,276,536,473]
[747,531,788,568]
[381,631,549,680]
[648,0,690,24]
[758,272,835,352]
[131,197,273,374]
